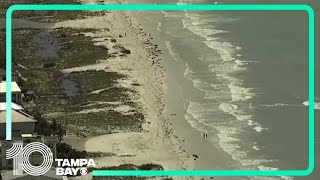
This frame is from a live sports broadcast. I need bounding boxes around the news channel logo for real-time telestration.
[6,142,95,176]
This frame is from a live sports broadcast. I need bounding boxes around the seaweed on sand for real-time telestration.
[1,0,110,22]
[51,28,111,68]
[54,110,145,136]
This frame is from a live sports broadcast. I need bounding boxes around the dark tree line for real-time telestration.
[32,112,95,160]
[33,112,66,142]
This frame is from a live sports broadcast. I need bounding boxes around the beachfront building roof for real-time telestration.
[0,102,23,111]
[0,109,35,123]
[0,81,21,93]
[0,81,22,104]
[0,109,36,139]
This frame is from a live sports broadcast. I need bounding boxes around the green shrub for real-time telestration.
[43,62,56,68]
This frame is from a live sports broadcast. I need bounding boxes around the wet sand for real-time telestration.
[59,0,196,178]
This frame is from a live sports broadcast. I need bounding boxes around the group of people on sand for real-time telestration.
[201,131,208,139]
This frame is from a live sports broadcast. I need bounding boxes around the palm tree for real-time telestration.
[57,124,66,143]
[34,112,66,141]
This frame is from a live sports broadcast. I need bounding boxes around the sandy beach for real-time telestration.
[2,0,256,179]
[0,0,196,176]
[59,0,195,176]
[1,0,317,180]
[0,0,242,179]
[0,1,240,178]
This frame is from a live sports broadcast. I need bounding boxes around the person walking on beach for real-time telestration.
[201,131,208,139]
[202,131,208,139]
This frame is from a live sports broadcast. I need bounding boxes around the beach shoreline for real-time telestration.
[1,0,196,175]
[1,0,241,178]
[124,2,243,179]
[65,1,241,179]
[63,0,195,176]
[1,0,317,180]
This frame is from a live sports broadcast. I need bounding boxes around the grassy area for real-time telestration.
[52,28,112,68]
[69,70,131,102]
[1,5,145,137]
[55,110,144,136]
[1,0,111,22]
[0,0,159,174]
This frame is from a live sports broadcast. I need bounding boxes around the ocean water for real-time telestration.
[130,0,319,179]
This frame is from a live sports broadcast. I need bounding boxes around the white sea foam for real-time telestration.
[191,19,218,26]
[185,101,224,138]
[206,36,220,41]
[253,125,268,133]
[253,145,260,151]
[165,41,180,62]
[248,120,267,133]
[208,62,246,80]
[235,59,250,66]
[204,91,225,100]
[180,8,275,171]
[187,101,219,120]
[215,126,247,161]
[165,41,175,57]
[205,41,235,62]
[241,159,275,167]
[181,19,189,29]
[260,103,307,108]
[205,43,248,78]
[182,11,252,99]
[248,120,257,126]
[188,17,235,27]
[210,83,225,89]
[302,100,320,110]
[228,82,255,102]
[258,165,278,170]
[197,55,220,63]
[219,102,251,121]
[184,66,222,97]
[182,13,231,41]
[184,63,194,74]
[188,25,228,37]
[191,79,210,94]
[184,11,238,23]
[184,64,229,101]
[182,8,250,83]
[216,125,275,167]
[184,112,208,132]
[187,94,270,169]
[161,10,183,18]
[253,142,260,151]
[250,176,293,180]
[157,22,162,31]
[260,103,289,107]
